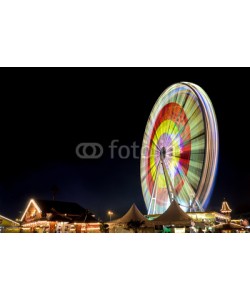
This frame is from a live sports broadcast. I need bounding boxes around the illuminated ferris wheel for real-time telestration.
[140,82,219,215]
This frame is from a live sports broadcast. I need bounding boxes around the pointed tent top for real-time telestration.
[220,199,232,214]
[111,203,150,224]
[153,200,192,226]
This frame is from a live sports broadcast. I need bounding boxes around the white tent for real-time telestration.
[111,203,151,225]
[152,200,192,226]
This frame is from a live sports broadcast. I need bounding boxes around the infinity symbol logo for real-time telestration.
[76,143,104,159]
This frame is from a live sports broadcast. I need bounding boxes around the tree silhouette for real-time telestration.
[100,223,109,233]
[126,220,145,233]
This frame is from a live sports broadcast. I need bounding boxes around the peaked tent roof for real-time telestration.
[153,200,192,226]
[111,203,151,225]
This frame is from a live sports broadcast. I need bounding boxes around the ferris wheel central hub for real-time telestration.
[160,147,167,161]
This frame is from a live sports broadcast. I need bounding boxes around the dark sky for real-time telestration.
[0,69,249,220]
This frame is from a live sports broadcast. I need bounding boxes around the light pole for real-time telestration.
[108,211,113,222]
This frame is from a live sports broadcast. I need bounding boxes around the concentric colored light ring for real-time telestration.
[140,82,219,214]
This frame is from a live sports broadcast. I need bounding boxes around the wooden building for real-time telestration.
[21,199,100,233]
[213,222,245,233]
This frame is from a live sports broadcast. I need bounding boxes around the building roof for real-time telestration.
[153,200,192,226]
[0,214,20,226]
[21,199,98,223]
[49,214,73,222]
[111,203,151,225]
[35,200,87,215]
[220,200,232,214]
[213,222,244,230]
[68,214,99,224]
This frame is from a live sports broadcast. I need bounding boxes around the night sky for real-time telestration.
[0,69,249,220]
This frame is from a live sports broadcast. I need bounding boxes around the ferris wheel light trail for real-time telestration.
[140,82,219,214]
